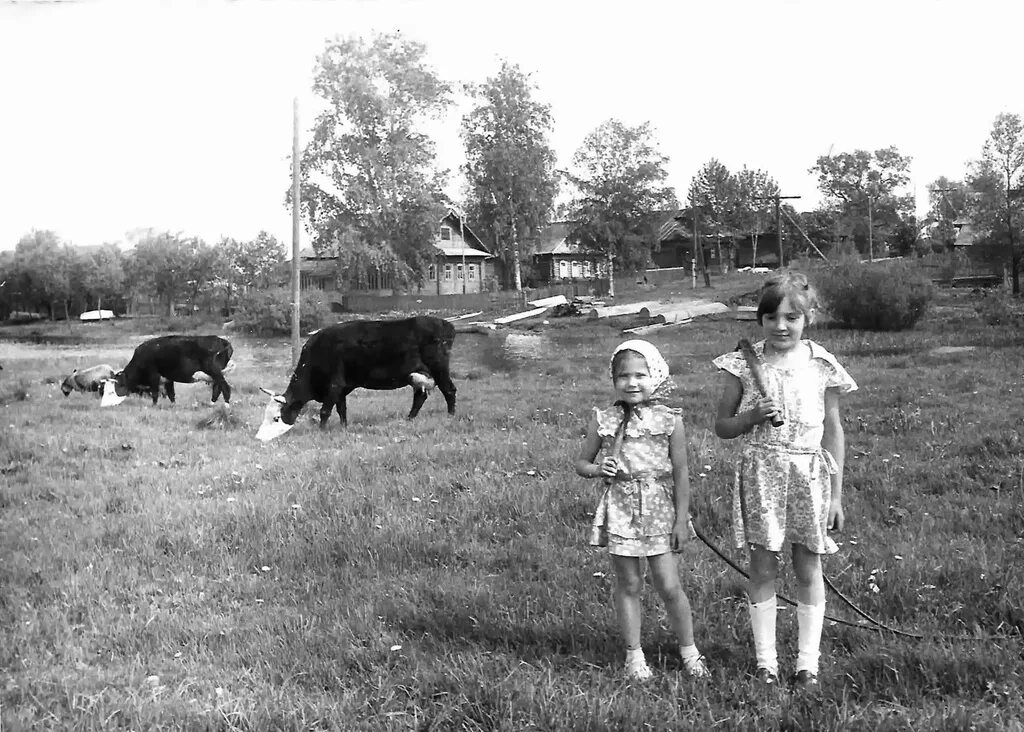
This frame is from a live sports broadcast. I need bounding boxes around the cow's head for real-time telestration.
[255,387,294,441]
[100,372,129,407]
[60,370,78,397]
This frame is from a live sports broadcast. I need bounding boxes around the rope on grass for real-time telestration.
[688,518,928,640]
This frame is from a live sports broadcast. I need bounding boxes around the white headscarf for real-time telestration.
[609,339,675,403]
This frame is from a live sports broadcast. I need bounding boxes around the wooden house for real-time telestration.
[530,222,606,283]
[289,210,497,295]
[952,218,1005,275]
[651,209,782,270]
[426,209,496,295]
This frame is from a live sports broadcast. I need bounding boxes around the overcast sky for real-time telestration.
[1,0,1020,252]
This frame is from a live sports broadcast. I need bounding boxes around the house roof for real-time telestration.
[534,222,577,255]
[953,222,980,246]
[434,244,492,258]
[441,209,490,253]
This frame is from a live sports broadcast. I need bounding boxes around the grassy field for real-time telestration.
[1,284,1022,731]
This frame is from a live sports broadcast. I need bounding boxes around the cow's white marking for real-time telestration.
[410,372,435,392]
[255,395,293,442]
[100,379,128,407]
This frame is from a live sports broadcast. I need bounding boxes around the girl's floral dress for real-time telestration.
[589,403,680,557]
[713,340,857,554]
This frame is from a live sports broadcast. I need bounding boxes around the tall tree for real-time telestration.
[564,120,676,297]
[733,167,780,268]
[14,230,74,321]
[461,60,558,290]
[124,231,198,316]
[300,32,451,288]
[974,112,1024,293]
[688,159,737,274]
[810,146,914,258]
[80,243,125,312]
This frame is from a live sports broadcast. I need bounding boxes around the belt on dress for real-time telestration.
[743,441,839,478]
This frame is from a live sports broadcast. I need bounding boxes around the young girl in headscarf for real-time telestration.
[575,339,710,681]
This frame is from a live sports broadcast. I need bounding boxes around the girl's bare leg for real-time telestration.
[610,554,644,649]
[646,552,695,646]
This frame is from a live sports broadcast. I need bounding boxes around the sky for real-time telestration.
[1,0,1021,253]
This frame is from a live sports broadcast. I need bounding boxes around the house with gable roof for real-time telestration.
[288,208,498,295]
[426,208,497,294]
[530,221,607,283]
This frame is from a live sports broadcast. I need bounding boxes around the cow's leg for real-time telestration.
[320,383,353,429]
[322,373,352,428]
[334,388,353,426]
[211,375,231,403]
[204,363,231,404]
[408,387,429,419]
[433,370,457,415]
[163,380,176,404]
[318,399,335,428]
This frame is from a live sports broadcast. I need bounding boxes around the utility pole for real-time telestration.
[291,97,301,366]
[685,210,711,288]
[460,213,467,295]
[754,194,800,268]
[934,187,956,246]
[867,194,874,261]
[1007,186,1024,295]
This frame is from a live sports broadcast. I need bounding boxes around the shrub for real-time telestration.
[232,287,335,336]
[817,260,934,331]
[975,291,1022,326]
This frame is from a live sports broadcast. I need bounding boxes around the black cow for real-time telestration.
[102,335,234,406]
[256,316,456,441]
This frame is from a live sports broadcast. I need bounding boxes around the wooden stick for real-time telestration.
[605,401,633,482]
[737,338,784,427]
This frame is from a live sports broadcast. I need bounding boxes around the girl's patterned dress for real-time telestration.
[712,340,857,554]
[589,403,679,557]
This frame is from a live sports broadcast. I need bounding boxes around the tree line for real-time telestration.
[4,32,1023,316]
[0,230,283,321]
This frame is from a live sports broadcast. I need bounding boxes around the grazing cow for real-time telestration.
[101,335,234,407]
[61,364,117,397]
[256,315,456,441]
[63,364,173,400]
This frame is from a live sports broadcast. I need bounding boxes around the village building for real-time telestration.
[650,209,782,271]
[426,210,495,295]
[530,221,606,284]
[289,209,497,295]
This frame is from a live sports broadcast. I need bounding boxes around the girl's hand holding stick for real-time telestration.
[602,401,633,480]
[737,338,784,428]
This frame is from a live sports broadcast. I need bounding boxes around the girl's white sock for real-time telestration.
[625,647,645,664]
[748,596,778,674]
[796,601,826,674]
[678,643,702,669]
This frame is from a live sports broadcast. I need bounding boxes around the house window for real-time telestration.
[444,264,452,281]
[583,260,592,278]
[456,264,464,279]
[571,261,582,278]
[468,264,476,280]
[440,226,452,241]
[428,264,436,281]
[558,260,568,279]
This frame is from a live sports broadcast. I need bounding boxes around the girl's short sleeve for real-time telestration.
[594,406,621,437]
[824,359,858,394]
[712,351,745,379]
